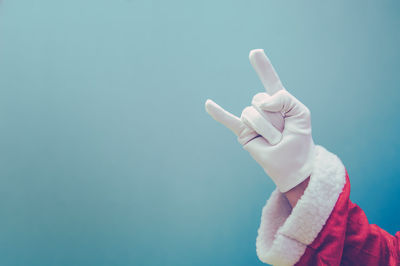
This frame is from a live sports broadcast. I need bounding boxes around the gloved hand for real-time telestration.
[205,50,315,193]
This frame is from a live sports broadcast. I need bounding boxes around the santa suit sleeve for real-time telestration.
[256,145,400,266]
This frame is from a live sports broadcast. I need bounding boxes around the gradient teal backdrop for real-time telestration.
[0,1,400,265]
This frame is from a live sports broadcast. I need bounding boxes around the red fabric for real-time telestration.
[295,171,400,266]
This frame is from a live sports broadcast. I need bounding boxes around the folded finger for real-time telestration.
[241,106,282,145]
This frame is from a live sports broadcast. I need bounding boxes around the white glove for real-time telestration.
[205,50,315,192]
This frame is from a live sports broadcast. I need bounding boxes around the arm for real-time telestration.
[297,171,400,265]
[258,151,400,266]
[205,49,400,265]
[340,198,400,265]
[256,145,347,265]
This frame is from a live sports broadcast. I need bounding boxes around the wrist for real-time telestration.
[284,177,310,208]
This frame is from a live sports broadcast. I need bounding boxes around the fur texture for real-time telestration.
[256,145,346,265]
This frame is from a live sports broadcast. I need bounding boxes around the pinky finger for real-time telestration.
[205,99,243,136]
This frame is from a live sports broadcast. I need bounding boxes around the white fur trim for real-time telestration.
[256,145,346,265]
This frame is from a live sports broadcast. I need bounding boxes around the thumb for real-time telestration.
[205,99,243,136]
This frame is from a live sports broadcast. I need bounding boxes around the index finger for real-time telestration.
[249,49,285,95]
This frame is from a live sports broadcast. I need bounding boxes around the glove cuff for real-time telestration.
[273,143,316,193]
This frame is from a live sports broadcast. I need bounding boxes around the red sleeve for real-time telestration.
[298,172,400,265]
[256,146,400,266]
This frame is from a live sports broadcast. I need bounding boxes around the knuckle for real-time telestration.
[274,90,289,104]
[278,90,291,100]
[241,106,254,118]
[252,92,269,106]
[252,92,268,101]
[276,89,289,97]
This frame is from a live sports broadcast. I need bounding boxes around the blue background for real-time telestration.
[0,1,399,265]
